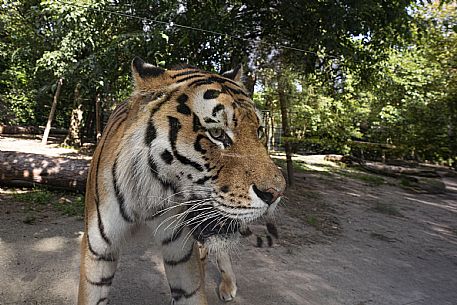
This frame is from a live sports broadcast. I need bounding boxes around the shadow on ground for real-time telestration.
[1,154,457,305]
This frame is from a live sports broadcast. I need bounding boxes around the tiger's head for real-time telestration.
[130,57,286,243]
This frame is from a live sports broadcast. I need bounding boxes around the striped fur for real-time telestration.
[77,57,286,305]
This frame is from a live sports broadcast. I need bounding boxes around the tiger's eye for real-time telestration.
[209,128,224,139]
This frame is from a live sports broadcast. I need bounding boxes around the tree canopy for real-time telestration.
[1,0,455,167]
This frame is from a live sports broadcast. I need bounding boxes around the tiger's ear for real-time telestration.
[222,64,243,83]
[131,57,167,89]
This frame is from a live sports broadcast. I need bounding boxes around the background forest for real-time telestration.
[1,0,456,168]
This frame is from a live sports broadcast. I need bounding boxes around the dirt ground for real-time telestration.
[1,136,457,305]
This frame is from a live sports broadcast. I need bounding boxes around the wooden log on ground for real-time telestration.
[363,162,440,178]
[0,151,89,192]
[0,125,68,135]
[339,156,440,180]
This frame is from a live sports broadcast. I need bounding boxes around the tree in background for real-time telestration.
[0,0,455,169]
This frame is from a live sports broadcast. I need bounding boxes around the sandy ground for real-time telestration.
[1,136,457,305]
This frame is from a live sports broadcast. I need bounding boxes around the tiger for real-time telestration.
[77,57,286,305]
[198,220,280,301]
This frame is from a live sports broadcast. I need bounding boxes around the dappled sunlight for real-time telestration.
[345,192,361,197]
[405,197,457,214]
[33,236,67,252]
[0,136,82,157]
[1,150,89,192]
[442,177,457,192]
[50,276,79,301]
[0,238,16,265]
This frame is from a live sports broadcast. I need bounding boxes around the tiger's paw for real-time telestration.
[218,281,237,302]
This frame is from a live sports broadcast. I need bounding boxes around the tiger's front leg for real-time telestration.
[216,251,237,302]
[158,225,208,305]
[198,244,237,302]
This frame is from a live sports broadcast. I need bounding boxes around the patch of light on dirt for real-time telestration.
[406,197,457,213]
[345,192,361,197]
[0,239,14,264]
[33,237,67,252]
[270,153,341,172]
[0,188,29,194]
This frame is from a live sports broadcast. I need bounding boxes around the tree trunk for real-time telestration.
[269,102,276,150]
[64,83,84,147]
[0,151,89,193]
[95,93,102,143]
[278,73,294,187]
[42,78,63,145]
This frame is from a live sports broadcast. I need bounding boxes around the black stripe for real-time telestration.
[145,120,157,145]
[232,113,238,127]
[212,104,225,116]
[176,93,191,116]
[188,75,246,92]
[95,201,111,245]
[188,78,215,87]
[170,285,200,301]
[144,90,178,146]
[211,166,224,181]
[175,74,207,83]
[86,274,115,287]
[93,109,128,246]
[168,116,204,172]
[203,89,220,99]
[87,234,117,262]
[192,113,203,132]
[161,179,178,193]
[147,156,178,193]
[162,226,184,245]
[224,85,249,98]
[203,117,218,123]
[161,149,174,164]
[112,159,134,222]
[164,245,194,266]
[194,134,208,154]
[96,298,108,305]
[171,70,204,78]
[196,175,212,185]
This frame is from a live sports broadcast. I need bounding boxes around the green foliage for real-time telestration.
[255,2,456,164]
[1,0,455,165]
[13,188,53,205]
[12,188,85,217]
[53,195,85,217]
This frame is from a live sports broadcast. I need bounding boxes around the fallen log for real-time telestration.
[0,151,89,192]
[340,156,440,180]
[363,162,440,178]
[0,125,68,135]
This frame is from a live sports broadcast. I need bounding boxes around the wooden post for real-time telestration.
[95,93,101,143]
[64,82,83,147]
[278,73,294,187]
[42,78,63,145]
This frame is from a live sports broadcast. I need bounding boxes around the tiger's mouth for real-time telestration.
[185,206,241,242]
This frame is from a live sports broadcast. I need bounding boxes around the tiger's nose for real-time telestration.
[253,185,283,205]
